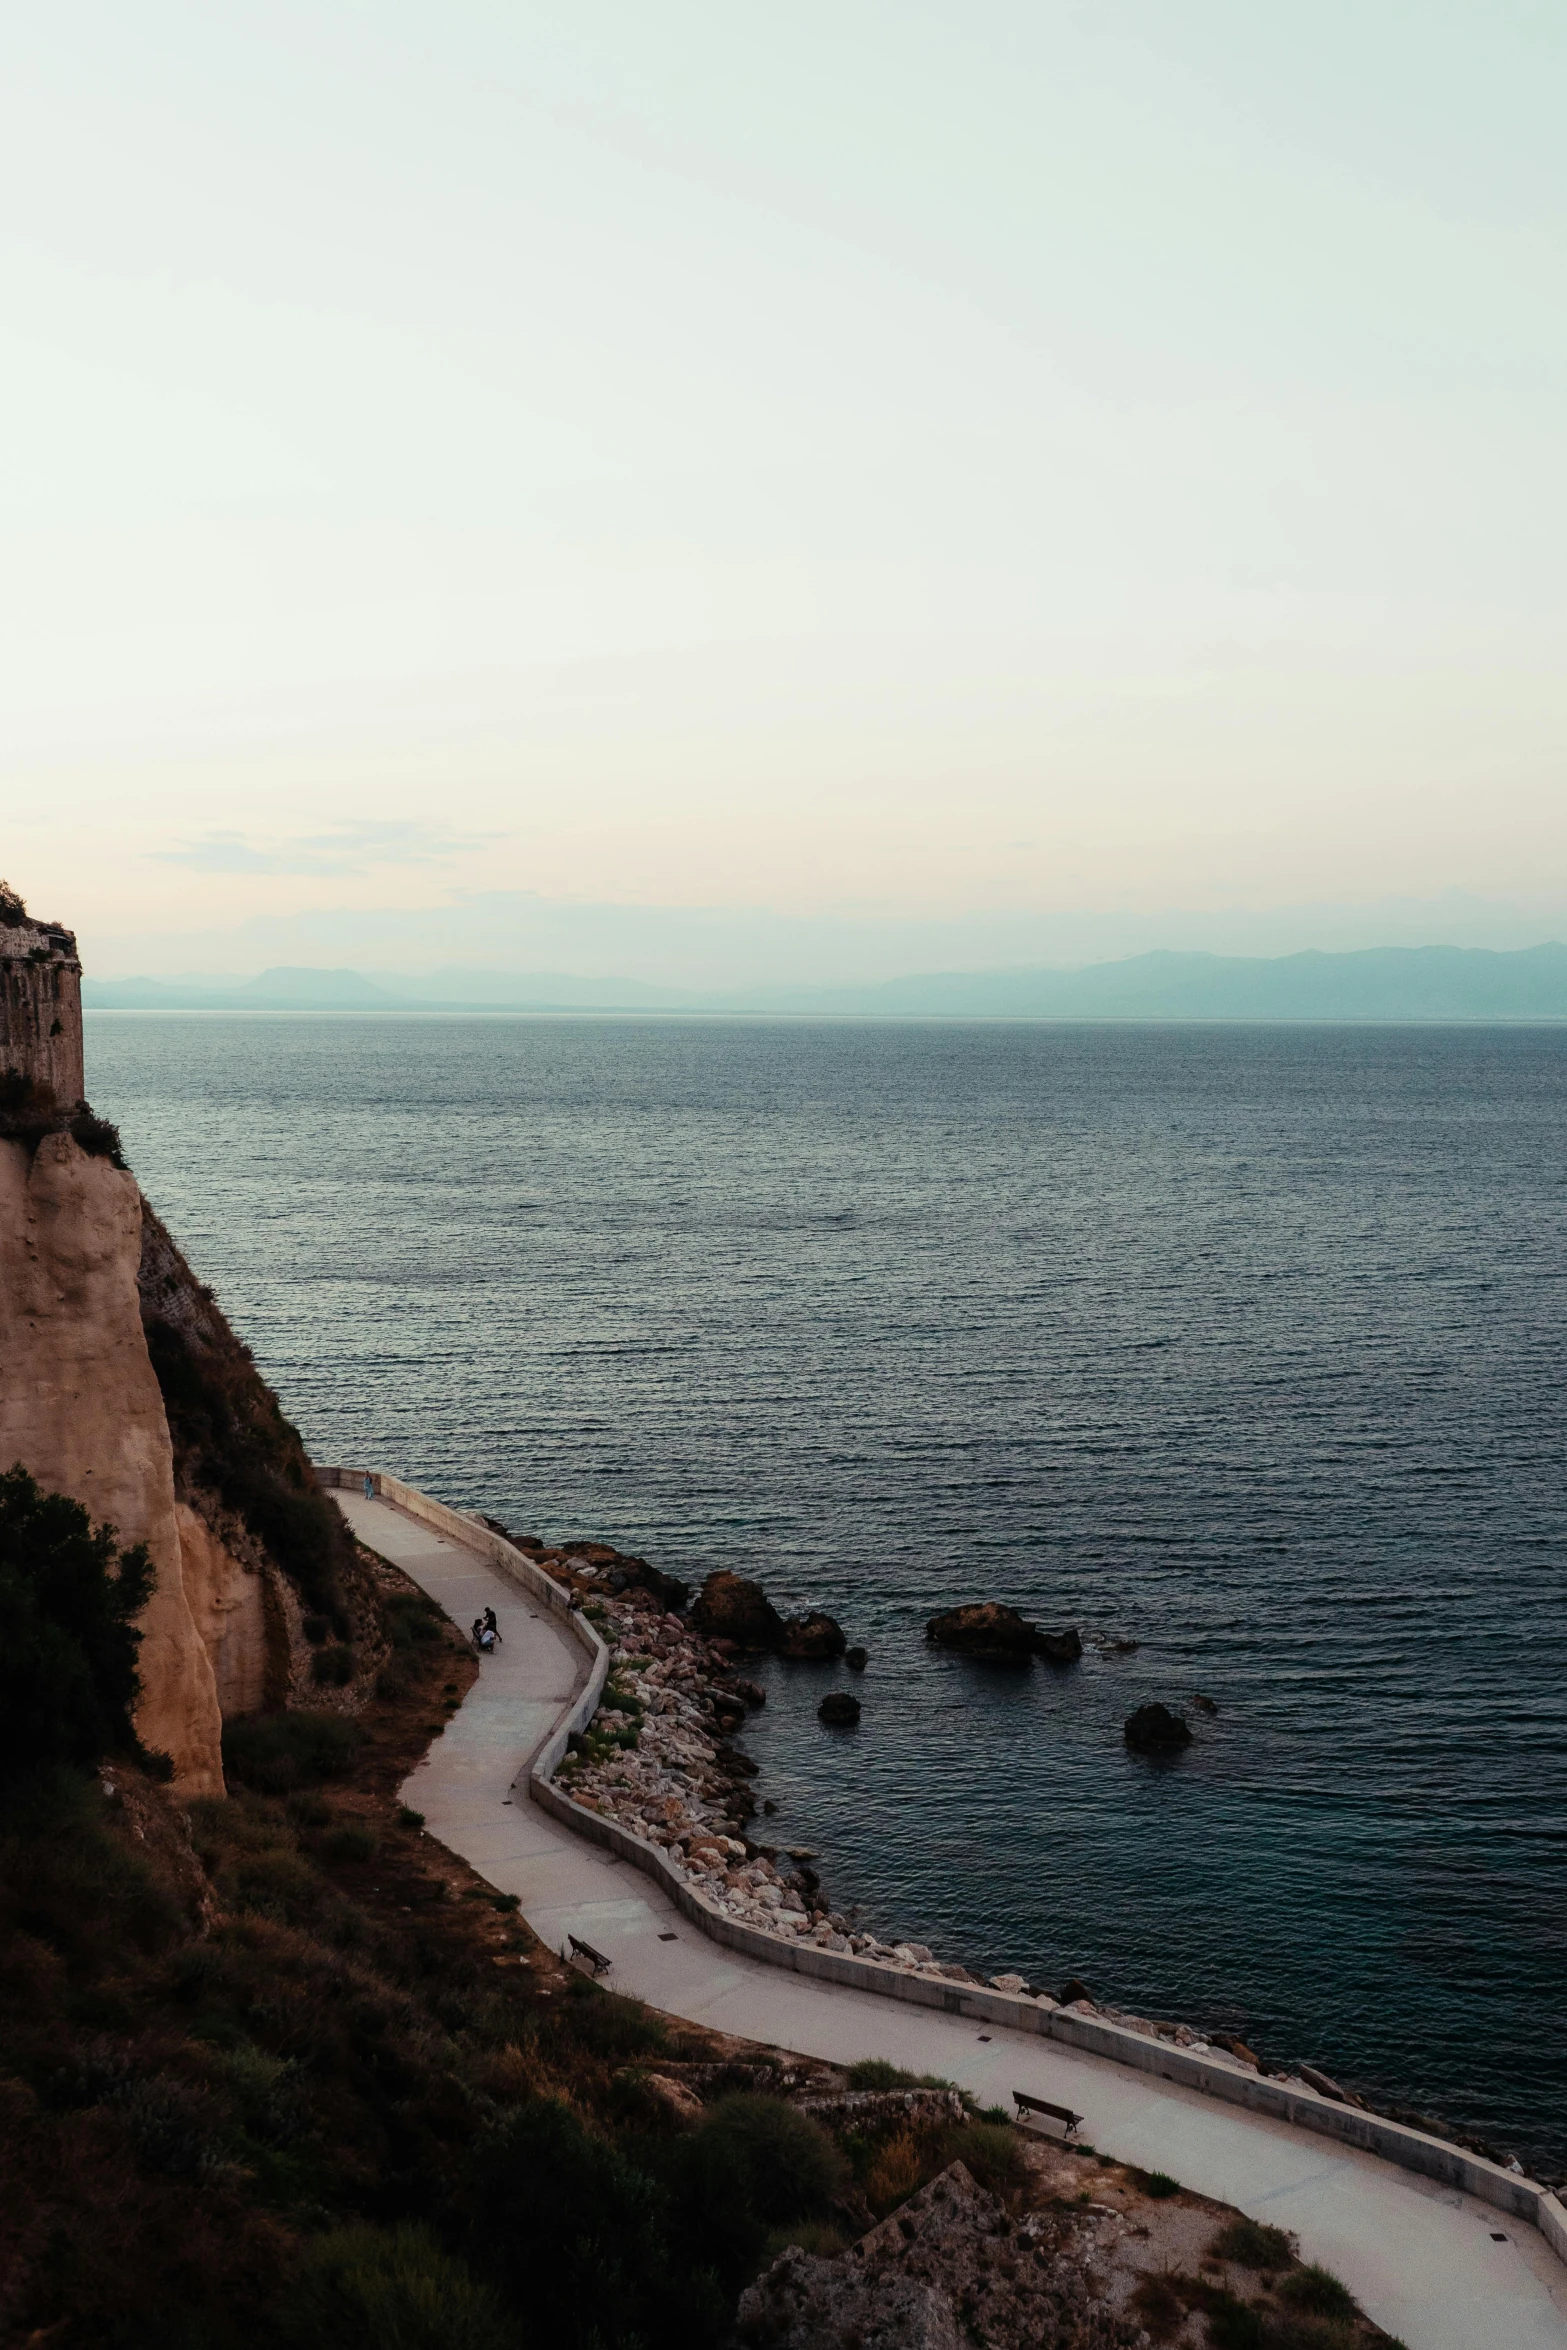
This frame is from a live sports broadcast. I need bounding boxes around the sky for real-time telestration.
[5,0,1567,981]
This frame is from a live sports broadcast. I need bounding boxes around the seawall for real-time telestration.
[315,1462,1567,2271]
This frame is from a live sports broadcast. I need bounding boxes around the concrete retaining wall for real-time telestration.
[318,1465,1567,2263]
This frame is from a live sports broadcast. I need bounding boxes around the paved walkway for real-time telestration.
[335,1488,1567,2350]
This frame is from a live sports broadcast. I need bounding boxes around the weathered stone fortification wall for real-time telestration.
[0,914,85,1102]
[0,1134,224,1791]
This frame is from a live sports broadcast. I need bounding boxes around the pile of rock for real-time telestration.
[737,2160,1145,2350]
[548,1574,860,1950]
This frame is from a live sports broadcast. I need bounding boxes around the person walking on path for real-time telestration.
[363,1472,374,1500]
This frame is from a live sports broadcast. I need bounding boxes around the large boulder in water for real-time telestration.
[780,1609,847,1660]
[926,1603,1081,1664]
[926,1603,1036,1660]
[818,1691,861,1726]
[1124,1702,1192,1752]
[690,1570,785,1649]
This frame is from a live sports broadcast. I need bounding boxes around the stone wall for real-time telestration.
[0,908,85,1103]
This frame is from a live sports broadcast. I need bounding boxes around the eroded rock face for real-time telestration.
[738,2162,1146,2350]
[0,1136,224,1793]
[738,2244,960,2350]
[176,1501,269,1717]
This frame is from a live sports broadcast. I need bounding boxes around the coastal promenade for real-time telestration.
[331,1482,1567,2350]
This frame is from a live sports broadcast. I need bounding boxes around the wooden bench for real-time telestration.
[566,1933,612,1977]
[1013,2089,1082,2136]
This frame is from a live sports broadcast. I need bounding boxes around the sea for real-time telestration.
[86,1012,1567,2176]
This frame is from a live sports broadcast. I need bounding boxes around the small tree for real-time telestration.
[0,1464,154,1784]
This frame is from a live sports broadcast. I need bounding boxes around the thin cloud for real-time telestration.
[152,822,492,878]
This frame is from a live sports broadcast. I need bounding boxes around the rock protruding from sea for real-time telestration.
[689,1570,786,1649]
[1124,1702,1192,1751]
[925,1603,1081,1664]
[690,1572,851,1659]
[818,1691,861,1727]
[780,1609,847,1659]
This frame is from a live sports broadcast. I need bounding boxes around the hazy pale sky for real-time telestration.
[5,0,1566,977]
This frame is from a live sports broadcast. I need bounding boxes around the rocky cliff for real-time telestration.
[0,1132,225,1790]
[0,886,358,1791]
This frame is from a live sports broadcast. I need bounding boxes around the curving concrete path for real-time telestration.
[334,1485,1567,2350]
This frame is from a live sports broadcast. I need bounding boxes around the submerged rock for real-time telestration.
[844,1644,868,1672]
[1124,1702,1193,1752]
[1035,1627,1083,1663]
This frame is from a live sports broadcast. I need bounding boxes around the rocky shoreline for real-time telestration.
[491,1524,1536,2178]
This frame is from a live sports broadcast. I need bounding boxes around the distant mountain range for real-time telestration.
[81,942,1567,1022]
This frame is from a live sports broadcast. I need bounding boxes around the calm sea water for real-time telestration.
[87,1013,1567,2173]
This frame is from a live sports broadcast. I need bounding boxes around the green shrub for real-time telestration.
[68,1109,126,1165]
[223,1712,359,1793]
[278,2224,519,2350]
[559,1979,668,2062]
[693,2094,847,2226]
[844,2057,957,2092]
[1207,2298,1266,2349]
[0,1464,153,1783]
[468,2097,723,2350]
[657,2095,847,2290]
[1212,2216,1297,2269]
[386,1597,441,1650]
[0,1767,181,1966]
[945,2119,1022,2196]
[1262,2319,1357,2350]
[311,1645,354,1687]
[397,1807,425,1829]
[221,1848,329,1925]
[1138,2169,1182,2198]
[321,1826,377,1866]
[1277,2264,1359,2320]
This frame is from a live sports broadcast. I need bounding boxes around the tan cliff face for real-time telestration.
[0,1133,226,1792]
